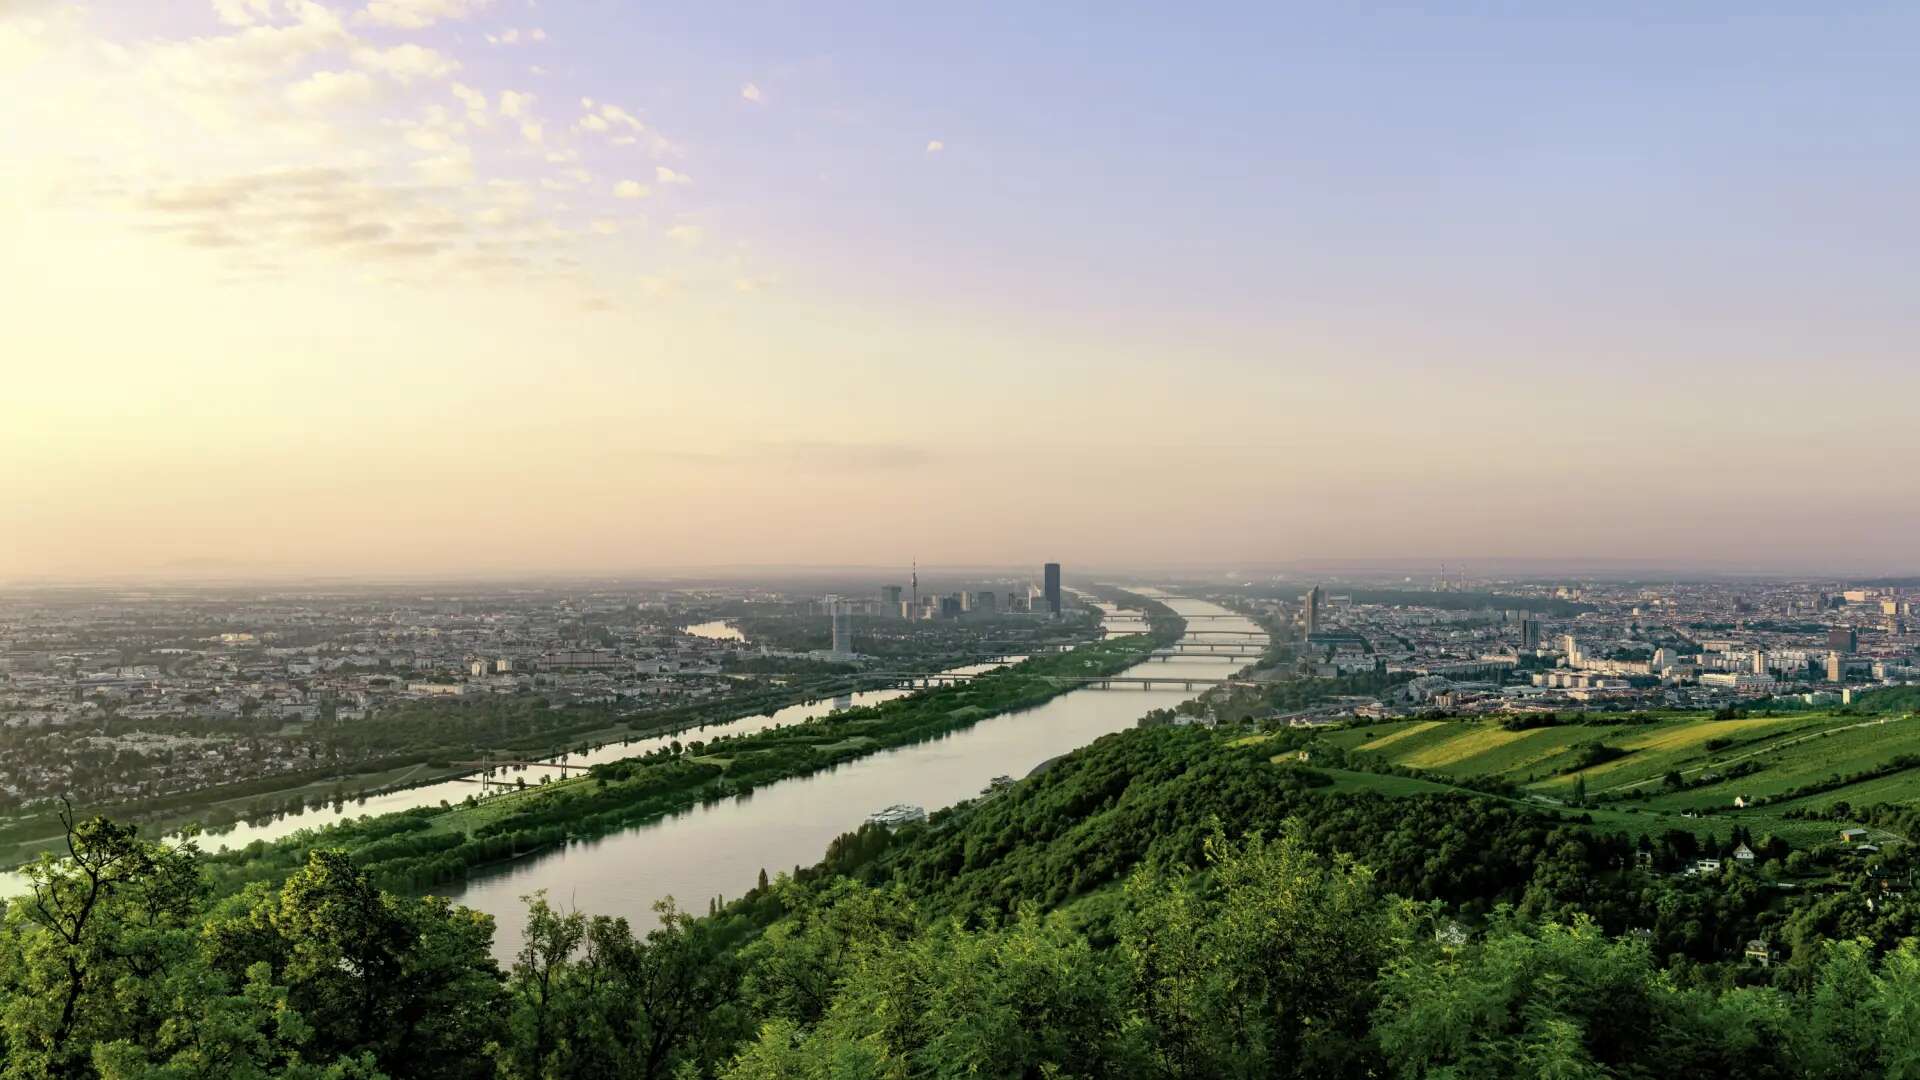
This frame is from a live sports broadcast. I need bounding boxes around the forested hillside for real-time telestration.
[11,712,1920,1078]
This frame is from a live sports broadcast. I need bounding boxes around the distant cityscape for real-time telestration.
[0,563,1076,812]
[5,565,1920,820]
[1256,578,1920,723]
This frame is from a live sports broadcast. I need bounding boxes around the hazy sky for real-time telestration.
[5,2,1919,580]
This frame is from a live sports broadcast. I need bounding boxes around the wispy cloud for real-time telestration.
[6,0,740,302]
[485,26,546,46]
[352,43,459,82]
[357,0,488,30]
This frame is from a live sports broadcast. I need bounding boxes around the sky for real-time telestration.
[4,1,1919,581]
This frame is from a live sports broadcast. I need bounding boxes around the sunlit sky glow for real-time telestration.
[5,2,1919,580]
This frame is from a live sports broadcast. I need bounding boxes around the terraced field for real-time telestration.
[1311,766,1847,847]
[1325,710,1920,834]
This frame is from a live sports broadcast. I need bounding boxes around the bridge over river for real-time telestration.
[435,594,1269,959]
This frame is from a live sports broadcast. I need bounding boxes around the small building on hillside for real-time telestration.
[1744,939,1773,967]
[1840,828,1870,845]
[1732,843,1756,863]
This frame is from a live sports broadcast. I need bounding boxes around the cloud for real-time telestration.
[740,82,761,103]
[134,166,470,266]
[148,2,349,93]
[352,43,459,82]
[498,89,533,118]
[211,0,275,27]
[542,167,592,190]
[413,147,474,186]
[402,113,461,153]
[485,27,546,45]
[665,224,702,247]
[925,139,944,153]
[11,2,705,302]
[284,69,378,108]
[358,0,488,30]
[654,165,690,186]
[599,103,643,130]
[732,275,775,293]
[449,82,489,124]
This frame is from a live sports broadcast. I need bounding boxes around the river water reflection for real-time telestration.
[444,596,1263,958]
[175,657,1027,856]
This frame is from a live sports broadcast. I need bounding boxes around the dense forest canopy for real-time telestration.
[11,717,1920,1078]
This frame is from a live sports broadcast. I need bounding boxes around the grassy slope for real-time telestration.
[1321,710,1920,846]
[1314,765,1848,847]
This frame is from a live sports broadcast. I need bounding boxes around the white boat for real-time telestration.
[867,803,927,828]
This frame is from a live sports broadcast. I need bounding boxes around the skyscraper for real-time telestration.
[1519,617,1540,649]
[1043,563,1062,615]
[830,600,854,657]
[881,585,903,606]
[1828,627,1858,653]
[1303,586,1324,638]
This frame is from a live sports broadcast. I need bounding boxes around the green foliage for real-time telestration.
[201,610,1184,899]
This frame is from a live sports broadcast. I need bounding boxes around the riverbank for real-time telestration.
[193,593,1186,900]
[0,645,1064,871]
[444,593,1250,958]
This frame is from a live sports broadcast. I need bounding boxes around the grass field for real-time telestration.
[1319,710,1920,844]
[1311,765,1858,848]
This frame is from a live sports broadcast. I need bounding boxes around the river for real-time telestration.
[443,596,1263,958]
[0,652,1030,898]
[170,657,1030,856]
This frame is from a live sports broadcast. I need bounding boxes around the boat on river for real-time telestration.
[867,803,928,828]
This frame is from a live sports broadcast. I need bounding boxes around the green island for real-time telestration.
[14,618,1920,1077]
[0,610,1108,871]
[185,589,1185,898]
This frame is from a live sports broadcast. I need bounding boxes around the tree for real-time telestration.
[0,806,198,1080]
[203,850,502,1080]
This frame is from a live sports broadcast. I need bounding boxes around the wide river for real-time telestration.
[0,598,1265,941]
[445,596,1265,958]
[168,657,1030,855]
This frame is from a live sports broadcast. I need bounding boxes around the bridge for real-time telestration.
[1147,650,1263,661]
[1179,629,1269,637]
[453,759,592,772]
[868,671,1239,691]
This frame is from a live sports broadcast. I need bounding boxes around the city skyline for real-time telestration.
[10,2,1920,580]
